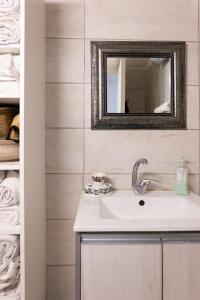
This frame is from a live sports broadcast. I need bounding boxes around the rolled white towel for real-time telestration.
[0,256,19,282]
[0,171,19,207]
[0,14,20,45]
[0,0,20,17]
[0,235,19,264]
[0,206,20,225]
[0,187,15,207]
[0,235,20,296]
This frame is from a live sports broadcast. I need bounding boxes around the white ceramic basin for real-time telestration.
[74,190,200,232]
[100,191,200,220]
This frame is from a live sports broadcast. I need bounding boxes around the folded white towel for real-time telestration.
[0,54,19,81]
[0,171,19,208]
[0,0,19,17]
[0,206,19,225]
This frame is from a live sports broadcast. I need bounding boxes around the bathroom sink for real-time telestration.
[100,191,200,220]
[74,190,200,232]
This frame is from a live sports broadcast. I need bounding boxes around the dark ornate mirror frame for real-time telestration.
[91,41,186,130]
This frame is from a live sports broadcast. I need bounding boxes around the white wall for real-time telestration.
[45,0,200,299]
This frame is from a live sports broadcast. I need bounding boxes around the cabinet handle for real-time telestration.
[162,237,200,244]
[81,234,161,244]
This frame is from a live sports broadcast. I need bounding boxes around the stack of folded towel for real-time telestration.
[0,54,19,82]
[0,235,20,298]
[0,171,19,226]
[0,0,20,45]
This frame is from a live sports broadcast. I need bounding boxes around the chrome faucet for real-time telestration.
[132,158,151,195]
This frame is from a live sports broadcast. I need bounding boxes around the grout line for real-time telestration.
[45,82,85,85]
[45,127,200,131]
[46,219,74,221]
[82,0,86,189]
[45,82,198,87]
[82,37,200,43]
[46,172,83,175]
[45,37,199,43]
[198,0,200,183]
[46,127,84,130]
[46,264,75,267]
[46,37,83,40]
[45,172,200,176]
[161,240,164,300]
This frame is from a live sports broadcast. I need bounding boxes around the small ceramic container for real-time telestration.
[91,173,106,187]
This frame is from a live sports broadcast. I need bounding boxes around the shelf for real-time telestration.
[0,98,19,104]
[0,44,20,55]
[0,296,20,300]
[0,161,20,170]
[0,225,20,235]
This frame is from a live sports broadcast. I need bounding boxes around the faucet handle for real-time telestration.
[140,179,151,187]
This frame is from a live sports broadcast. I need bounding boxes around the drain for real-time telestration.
[139,200,145,206]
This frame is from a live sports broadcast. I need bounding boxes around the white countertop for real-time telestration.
[74,190,200,232]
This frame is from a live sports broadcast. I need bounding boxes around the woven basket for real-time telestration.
[0,106,19,139]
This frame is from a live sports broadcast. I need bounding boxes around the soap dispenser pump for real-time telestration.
[173,157,188,196]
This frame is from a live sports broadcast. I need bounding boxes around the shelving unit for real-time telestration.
[0,1,45,300]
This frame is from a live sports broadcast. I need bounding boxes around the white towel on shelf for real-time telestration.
[0,0,19,17]
[0,235,20,296]
[0,206,19,225]
[0,171,19,208]
[0,54,19,81]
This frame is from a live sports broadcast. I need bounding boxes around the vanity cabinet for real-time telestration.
[163,240,200,300]
[81,243,162,300]
[77,234,200,300]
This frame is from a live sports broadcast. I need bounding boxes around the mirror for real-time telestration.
[91,41,185,129]
[107,57,171,114]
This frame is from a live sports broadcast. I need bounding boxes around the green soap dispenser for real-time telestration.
[173,157,188,196]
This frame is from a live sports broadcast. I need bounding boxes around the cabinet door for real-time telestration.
[81,243,162,300]
[163,242,200,300]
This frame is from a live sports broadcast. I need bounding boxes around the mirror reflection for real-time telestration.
[107,57,171,114]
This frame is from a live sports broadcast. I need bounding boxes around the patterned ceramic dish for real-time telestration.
[84,182,112,196]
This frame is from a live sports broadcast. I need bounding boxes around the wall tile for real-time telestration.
[84,173,200,194]
[84,129,199,174]
[46,83,84,128]
[186,42,199,85]
[46,129,83,173]
[188,175,200,195]
[46,174,82,219]
[84,83,91,128]
[85,0,198,41]
[47,220,75,265]
[46,39,84,83]
[46,266,75,300]
[46,0,84,38]
[85,39,91,83]
[47,174,82,219]
[187,86,200,129]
